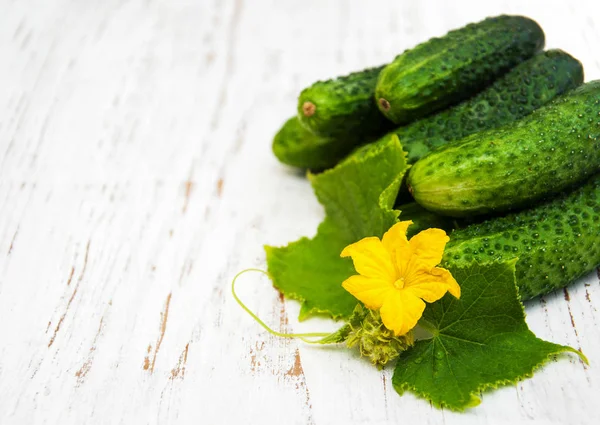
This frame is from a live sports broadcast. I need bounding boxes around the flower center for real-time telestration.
[393,277,405,289]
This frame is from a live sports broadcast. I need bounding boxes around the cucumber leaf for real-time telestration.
[265,137,409,320]
[392,259,586,411]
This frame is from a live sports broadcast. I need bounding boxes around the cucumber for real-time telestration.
[272,117,348,170]
[407,81,600,217]
[297,66,393,138]
[379,50,583,164]
[272,116,392,170]
[376,15,545,124]
[442,174,600,300]
[295,50,581,173]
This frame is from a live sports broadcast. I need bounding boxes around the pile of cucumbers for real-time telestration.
[273,15,600,301]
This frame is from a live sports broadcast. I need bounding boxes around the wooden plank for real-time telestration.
[1,0,599,423]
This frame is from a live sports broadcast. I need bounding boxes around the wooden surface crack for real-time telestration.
[48,240,91,348]
[75,310,108,386]
[170,343,190,380]
[7,226,19,255]
[143,293,173,373]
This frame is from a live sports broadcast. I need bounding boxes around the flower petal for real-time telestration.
[381,221,416,280]
[408,228,449,269]
[382,221,412,252]
[341,275,394,309]
[439,267,461,298]
[340,237,396,281]
[404,266,461,303]
[379,290,425,336]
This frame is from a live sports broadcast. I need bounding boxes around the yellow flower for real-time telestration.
[340,221,460,336]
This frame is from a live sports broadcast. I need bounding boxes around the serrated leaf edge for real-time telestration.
[393,257,586,411]
[393,342,582,411]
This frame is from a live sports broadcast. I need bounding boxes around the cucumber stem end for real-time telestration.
[379,98,391,111]
[302,101,316,117]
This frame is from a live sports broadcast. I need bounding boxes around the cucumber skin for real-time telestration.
[297,66,393,138]
[442,174,600,300]
[379,50,583,164]
[376,15,545,124]
[272,117,348,170]
[408,81,600,217]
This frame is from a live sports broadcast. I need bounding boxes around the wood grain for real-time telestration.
[1,0,600,423]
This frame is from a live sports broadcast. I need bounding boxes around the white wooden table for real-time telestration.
[2,1,600,423]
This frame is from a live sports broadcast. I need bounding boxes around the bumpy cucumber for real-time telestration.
[408,81,600,217]
[378,50,583,164]
[442,174,600,300]
[272,117,351,170]
[376,15,545,124]
[298,66,393,138]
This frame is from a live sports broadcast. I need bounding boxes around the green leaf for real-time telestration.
[392,259,586,411]
[265,136,409,320]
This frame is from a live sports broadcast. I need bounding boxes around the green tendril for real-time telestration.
[231,268,332,343]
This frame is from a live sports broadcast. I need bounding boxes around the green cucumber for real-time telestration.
[272,117,348,170]
[376,15,545,124]
[272,117,390,170]
[407,81,600,217]
[379,50,583,164]
[298,66,393,138]
[443,174,600,300]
